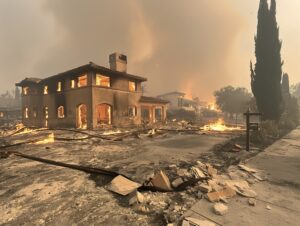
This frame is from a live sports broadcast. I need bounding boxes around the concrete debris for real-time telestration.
[177,168,190,177]
[182,220,190,226]
[172,177,184,188]
[184,217,216,226]
[236,187,257,198]
[198,183,212,193]
[238,164,258,173]
[208,180,223,192]
[223,180,257,198]
[138,205,151,213]
[207,186,236,202]
[196,160,206,170]
[191,167,206,179]
[169,164,177,170]
[251,173,265,181]
[129,191,145,205]
[224,180,249,191]
[234,144,243,149]
[213,203,229,216]
[106,175,141,196]
[207,165,218,177]
[150,170,173,191]
[248,198,257,206]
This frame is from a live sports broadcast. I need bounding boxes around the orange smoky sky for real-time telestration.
[0,0,299,101]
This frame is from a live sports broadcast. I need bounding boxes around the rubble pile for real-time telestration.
[105,160,264,226]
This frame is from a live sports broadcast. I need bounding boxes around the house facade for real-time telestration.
[16,53,168,129]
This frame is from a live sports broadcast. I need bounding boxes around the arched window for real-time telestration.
[57,106,65,118]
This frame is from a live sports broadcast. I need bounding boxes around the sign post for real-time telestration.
[244,110,262,152]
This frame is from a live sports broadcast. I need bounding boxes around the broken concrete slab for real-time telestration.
[207,180,223,192]
[238,164,258,173]
[184,217,216,226]
[106,175,141,196]
[236,187,257,198]
[234,144,242,149]
[177,168,190,177]
[182,220,190,226]
[207,166,217,177]
[198,184,212,193]
[172,177,184,188]
[213,203,228,216]
[196,160,206,170]
[129,191,145,205]
[223,180,257,198]
[150,170,173,191]
[206,186,236,202]
[191,167,206,179]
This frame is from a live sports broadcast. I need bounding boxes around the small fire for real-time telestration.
[202,119,241,132]
[102,130,124,135]
[15,128,36,136]
[34,133,55,145]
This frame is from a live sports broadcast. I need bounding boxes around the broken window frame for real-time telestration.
[57,106,65,119]
[44,85,48,95]
[129,81,137,92]
[57,81,62,92]
[128,106,137,117]
[96,74,111,87]
[78,74,88,88]
[23,87,29,95]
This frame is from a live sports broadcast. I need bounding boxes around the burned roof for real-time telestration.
[157,91,186,97]
[17,62,147,86]
[140,96,169,104]
[16,77,42,86]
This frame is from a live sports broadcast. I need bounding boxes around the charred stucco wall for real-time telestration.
[91,72,143,128]
[21,85,43,127]
[42,72,93,129]
[21,72,93,129]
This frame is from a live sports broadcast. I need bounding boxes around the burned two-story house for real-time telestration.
[16,53,169,129]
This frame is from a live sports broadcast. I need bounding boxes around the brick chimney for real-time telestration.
[109,53,127,73]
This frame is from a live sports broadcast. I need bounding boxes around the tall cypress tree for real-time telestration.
[251,0,283,121]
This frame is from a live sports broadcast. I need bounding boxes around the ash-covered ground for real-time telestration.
[0,127,260,226]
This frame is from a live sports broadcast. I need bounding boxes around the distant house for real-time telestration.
[16,53,169,129]
[157,91,201,112]
[0,88,22,125]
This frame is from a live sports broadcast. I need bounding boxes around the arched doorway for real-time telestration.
[77,104,87,129]
[96,104,112,125]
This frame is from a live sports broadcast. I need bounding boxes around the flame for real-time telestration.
[34,133,55,145]
[14,128,36,136]
[202,119,241,132]
[102,130,124,135]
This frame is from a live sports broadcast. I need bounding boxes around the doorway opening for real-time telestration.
[77,104,87,129]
